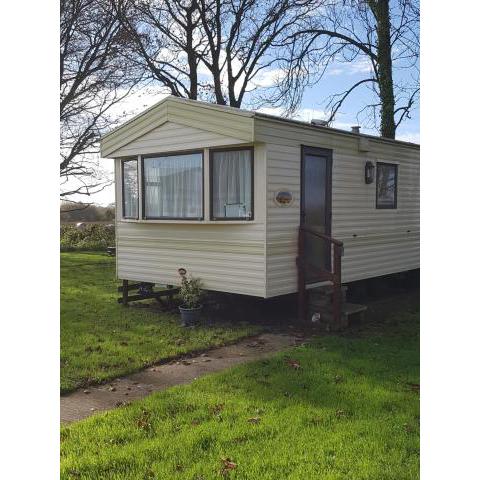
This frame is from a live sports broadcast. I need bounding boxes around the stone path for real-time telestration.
[61,332,303,423]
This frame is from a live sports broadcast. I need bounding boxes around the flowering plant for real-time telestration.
[178,268,203,308]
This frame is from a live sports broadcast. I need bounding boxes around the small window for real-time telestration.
[211,148,253,220]
[122,159,139,219]
[376,162,398,209]
[143,152,203,219]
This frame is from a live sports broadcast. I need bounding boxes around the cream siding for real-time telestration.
[111,121,248,157]
[104,98,419,300]
[101,96,254,158]
[255,117,420,297]
[102,102,168,158]
[114,140,267,297]
[115,222,266,296]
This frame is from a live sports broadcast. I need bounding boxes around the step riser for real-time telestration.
[309,291,347,304]
[308,286,348,301]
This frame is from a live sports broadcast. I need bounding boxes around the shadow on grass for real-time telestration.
[61,306,420,479]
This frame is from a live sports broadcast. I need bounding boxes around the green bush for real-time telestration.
[178,270,204,308]
[60,224,115,251]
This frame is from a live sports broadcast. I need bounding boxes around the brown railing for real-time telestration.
[296,225,344,326]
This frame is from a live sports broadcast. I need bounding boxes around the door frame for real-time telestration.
[300,145,333,275]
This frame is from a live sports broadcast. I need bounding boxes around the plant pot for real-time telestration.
[178,305,203,327]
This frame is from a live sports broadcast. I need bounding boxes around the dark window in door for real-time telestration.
[376,162,398,209]
[301,146,332,282]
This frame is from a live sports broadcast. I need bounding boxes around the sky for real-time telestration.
[69,58,419,206]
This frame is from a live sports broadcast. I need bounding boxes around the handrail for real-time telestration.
[299,225,344,247]
[297,225,343,328]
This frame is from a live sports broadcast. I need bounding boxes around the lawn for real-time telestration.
[61,252,260,393]
[61,303,420,479]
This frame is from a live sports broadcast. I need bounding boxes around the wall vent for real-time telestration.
[311,119,328,127]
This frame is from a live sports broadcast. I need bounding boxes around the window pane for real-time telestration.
[376,163,397,208]
[144,153,203,218]
[122,160,138,218]
[212,149,252,219]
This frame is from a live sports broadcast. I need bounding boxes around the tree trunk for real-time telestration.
[186,7,198,100]
[212,63,226,105]
[374,0,396,138]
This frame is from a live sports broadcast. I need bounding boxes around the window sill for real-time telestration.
[119,219,257,225]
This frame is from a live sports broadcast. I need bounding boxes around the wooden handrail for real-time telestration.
[297,225,343,328]
[299,225,344,247]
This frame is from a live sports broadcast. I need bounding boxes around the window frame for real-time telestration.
[121,158,139,220]
[209,146,255,221]
[376,162,398,210]
[140,149,205,221]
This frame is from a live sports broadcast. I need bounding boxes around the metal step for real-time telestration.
[305,280,333,290]
[309,302,367,329]
[341,303,367,316]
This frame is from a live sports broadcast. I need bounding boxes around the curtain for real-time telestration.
[144,153,203,218]
[123,160,138,218]
[377,163,397,207]
[212,150,252,219]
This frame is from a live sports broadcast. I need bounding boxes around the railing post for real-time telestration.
[332,244,342,328]
[297,225,343,328]
[297,227,307,323]
[122,279,129,307]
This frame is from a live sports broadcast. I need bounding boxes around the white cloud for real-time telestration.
[327,58,373,76]
[251,68,285,88]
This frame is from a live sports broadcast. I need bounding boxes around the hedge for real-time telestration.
[60,224,115,251]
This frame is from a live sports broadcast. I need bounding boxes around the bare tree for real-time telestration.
[272,0,419,138]
[115,0,317,107]
[114,0,203,99]
[60,0,142,198]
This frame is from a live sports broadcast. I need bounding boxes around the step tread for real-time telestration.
[310,302,367,316]
[342,303,368,315]
[305,281,333,290]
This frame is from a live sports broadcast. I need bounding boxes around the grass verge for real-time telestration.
[61,304,419,479]
[61,252,260,393]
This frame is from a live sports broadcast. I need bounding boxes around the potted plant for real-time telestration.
[177,268,203,327]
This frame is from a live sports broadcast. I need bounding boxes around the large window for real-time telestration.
[211,148,253,220]
[143,152,203,219]
[122,159,139,219]
[376,162,398,209]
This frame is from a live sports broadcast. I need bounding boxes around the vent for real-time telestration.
[311,119,328,127]
[351,125,361,134]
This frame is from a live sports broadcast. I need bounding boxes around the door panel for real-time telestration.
[301,147,332,283]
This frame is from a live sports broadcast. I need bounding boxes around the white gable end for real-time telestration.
[100,96,254,158]
[109,121,250,157]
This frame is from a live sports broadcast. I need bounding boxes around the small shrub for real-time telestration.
[178,268,203,308]
[60,224,115,251]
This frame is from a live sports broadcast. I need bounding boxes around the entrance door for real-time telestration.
[300,146,332,282]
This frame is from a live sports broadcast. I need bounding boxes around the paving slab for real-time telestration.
[61,332,303,423]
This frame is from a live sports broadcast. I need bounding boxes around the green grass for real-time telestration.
[61,305,420,479]
[61,252,260,393]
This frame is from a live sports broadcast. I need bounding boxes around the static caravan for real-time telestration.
[100,96,419,322]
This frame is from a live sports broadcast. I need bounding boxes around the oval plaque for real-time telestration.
[274,190,293,207]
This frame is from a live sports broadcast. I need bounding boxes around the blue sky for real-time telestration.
[296,62,419,143]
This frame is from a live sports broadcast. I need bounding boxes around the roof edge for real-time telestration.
[101,96,254,142]
[101,96,419,150]
[253,112,420,149]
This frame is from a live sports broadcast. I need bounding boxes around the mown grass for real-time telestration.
[60,252,260,393]
[61,304,420,479]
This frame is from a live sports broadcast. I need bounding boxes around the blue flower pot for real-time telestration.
[178,305,203,327]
